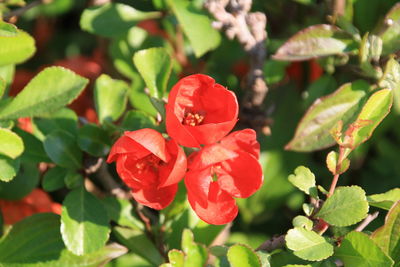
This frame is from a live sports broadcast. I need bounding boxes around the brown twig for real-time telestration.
[205,0,269,130]
[3,0,49,21]
[355,211,379,232]
[256,234,285,252]
[95,160,131,199]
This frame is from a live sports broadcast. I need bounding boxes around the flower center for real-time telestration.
[210,165,222,182]
[183,111,205,126]
[135,154,161,173]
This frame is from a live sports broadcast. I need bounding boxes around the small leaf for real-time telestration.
[379,3,400,55]
[0,21,18,37]
[371,201,400,262]
[349,89,393,148]
[285,227,334,261]
[64,171,83,189]
[133,47,172,98]
[168,0,221,57]
[113,226,164,266]
[0,26,35,67]
[0,77,5,99]
[288,166,318,198]
[13,128,50,163]
[77,123,110,157]
[368,188,400,210]
[42,166,67,192]
[80,3,161,38]
[292,216,313,230]
[128,72,159,117]
[94,74,129,124]
[286,80,370,152]
[379,57,400,113]
[43,130,82,170]
[335,231,394,267]
[263,60,289,85]
[0,155,20,182]
[316,186,369,227]
[0,128,23,159]
[61,186,110,255]
[325,151,350,175]
[0,162,38,200]
[227,244,262,267]
[121,110,157,131]
[167,249,185,267]
[101,197,144,230]
[0,67,88,120]
[302,203,314,216]
[192,220,225,247]
[34,108,78,137]
[182,229,208,267]
[273,24,357,61]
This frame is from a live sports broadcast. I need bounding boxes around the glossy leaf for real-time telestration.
[349,89,393,148]
[380,3,400,55]
[128,72,158,117]
[0,25,35,67]
[0,213,126,266]
[80,3,161,38]
[13,128,50,163]
[371,201,400,262]
[34,108,78,137]
[182,229,208,267]
[0,128,23,159]
[166,249,185,267]
[227,244,262,267]
[61,187,110,255]
[0,67,88,120]
[316,186,369,227]
[121,110,157,131]
[101,197,144,230]
[292,216,313,230]
[42,166,67,192]
[168,0,221,57]
[335,231,394,267]
[288,166,318,198]
[133,47,172,98]
[0,155,20,182]
[379,57,400,113]
[44,130,82,170]
[286,80,370,151]
[113,226,164,266]
[325,151,350,175]
[285,227,333,261]
[368,188,400,210]
[0,162,37,200]
[94,74,129,124]
[273,25,357,61]
[77,123,110,157]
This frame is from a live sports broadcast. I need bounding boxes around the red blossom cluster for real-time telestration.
[107,74,263,225]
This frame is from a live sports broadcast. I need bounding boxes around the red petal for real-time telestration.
[131,184,178,210]
[116,155,148,188]
[107,135,150,163]
[188,182,238,225]
[188,143,238,170]
[158,139,187,188]
[124,129,170,162]
[185,167,212,207]
[220,129,260,159]
[217,151,263,198]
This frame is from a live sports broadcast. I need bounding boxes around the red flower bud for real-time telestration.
[166,74,239,148]
[185,129,263,225]
[107,128,187,210]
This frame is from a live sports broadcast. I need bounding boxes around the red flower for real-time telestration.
[185,129,263,225]
[166,74,238,148]
[107,128,187,210]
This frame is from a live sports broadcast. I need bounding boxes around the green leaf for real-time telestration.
[0,154,19,182]
[379,57,400,113]
[304,75,337,108]
[64,171,83,189]
[77,123,110,157]
[42,166,67,192]
[349,89,393,148]
[80,3,161,38]
[113,226,164,266]
[34,108,78,137]
[264,60,289,85]
[0,64,15,96]
[0,213,126,266]
[101,196,144,230]
[371,201,400,262]
[286,80,370,152]
[0,77,5,99]
[316,186,369,227]
[61,186,110,255]
[285,227,334,261]
[380,3,400,55]
[94,74,129,124]
[0,128,23,159]
[182,229,208,267]
[128,72,158,117]
[43,130,82,170]
[273,24,357,61]
[292,216,313,230]
[133,47,172,98]
[166,249,185,267]
[325,151,350,175]
[227,244,262,267]
[121,110,157,131]
[167,0,221,57]
[13,127,50,163]
[335,231,394,267]
[368,188,400,210]
[0,162,37,200]
[288,166,318,198]
[0,67,88,120]
[0,26,35,67]
[0,20,18,37]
